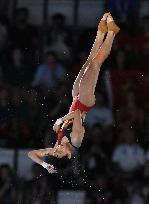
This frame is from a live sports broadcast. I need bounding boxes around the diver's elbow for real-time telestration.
[28,150,36,159]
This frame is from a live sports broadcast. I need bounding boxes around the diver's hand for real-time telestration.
[53,118,63,132]
[41,162,57,174]
[53,123,60,133]
[46,165,57,174]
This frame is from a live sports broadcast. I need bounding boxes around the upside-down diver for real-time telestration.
[28,13,120,173]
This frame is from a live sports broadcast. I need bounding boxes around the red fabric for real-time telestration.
[69,96,92,113]
[57,119,74,145]
[57,130,63,145]
[57,97,92,145]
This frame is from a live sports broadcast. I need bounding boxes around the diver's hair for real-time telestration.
[47,155,71,174]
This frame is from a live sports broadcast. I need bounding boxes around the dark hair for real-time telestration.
[48,155,72,174]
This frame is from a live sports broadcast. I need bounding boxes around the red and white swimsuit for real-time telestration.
[69,96,92,113]
[57,96,93,145]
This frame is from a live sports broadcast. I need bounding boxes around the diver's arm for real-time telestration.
[53,110,80,132]
[61,110,79,122]
[28,148,57,173]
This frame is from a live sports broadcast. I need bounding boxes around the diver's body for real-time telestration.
[28,13,120,173]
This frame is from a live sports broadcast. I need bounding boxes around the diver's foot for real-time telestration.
[98,12,109,33]
[107,13,120,35]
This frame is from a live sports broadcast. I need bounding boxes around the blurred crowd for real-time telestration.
[0,1,149,204]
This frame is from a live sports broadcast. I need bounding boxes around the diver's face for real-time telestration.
[53,144,69,159]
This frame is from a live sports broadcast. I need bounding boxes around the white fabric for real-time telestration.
[112,144,145,172]
[41,161,49,169]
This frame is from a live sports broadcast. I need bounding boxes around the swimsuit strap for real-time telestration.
[63,122,79,149]
[65,129,79,150]
[62,120,80,149]
[58,117,84,149]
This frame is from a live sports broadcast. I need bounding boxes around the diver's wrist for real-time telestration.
[55,118,63,125]
[41,161,49,169]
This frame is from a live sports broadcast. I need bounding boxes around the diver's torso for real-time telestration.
[62,123,85,149]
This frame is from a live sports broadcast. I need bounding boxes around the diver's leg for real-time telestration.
[72,13,108,98]
[78,14,120,107]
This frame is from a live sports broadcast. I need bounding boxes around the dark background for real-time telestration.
[0,0,149,203]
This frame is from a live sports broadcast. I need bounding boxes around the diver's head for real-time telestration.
[53,141,72,159]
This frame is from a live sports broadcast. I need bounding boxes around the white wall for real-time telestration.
[17,149,34,179]
[57,190,85,204]
[0,148,34,179]
[0,148,14,168]
[17,0,149,26]
[17,0,104,27]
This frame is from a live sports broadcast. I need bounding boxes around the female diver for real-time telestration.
[28,13,120,173]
